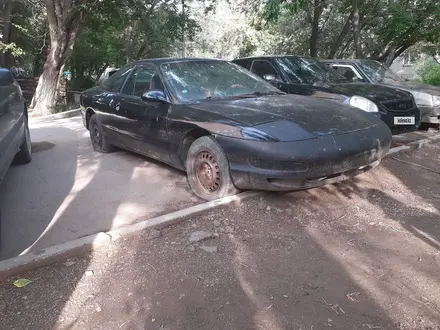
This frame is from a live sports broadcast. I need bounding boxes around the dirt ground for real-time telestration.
[0,141,440,330]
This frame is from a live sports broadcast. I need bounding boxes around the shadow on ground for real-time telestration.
[0,127,78,259]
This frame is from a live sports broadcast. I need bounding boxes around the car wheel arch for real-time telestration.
[180,128,212,170]
[85,108,95,129]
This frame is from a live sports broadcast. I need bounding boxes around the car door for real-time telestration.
[0,69,22,175]
[118,64,172,164]
[95,65,134,148]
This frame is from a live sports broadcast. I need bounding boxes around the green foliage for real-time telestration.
[419,59,440,86]
[245,0,440,62]
[67,0,199,88]
[262,0,306,21]
[0,41,25,57]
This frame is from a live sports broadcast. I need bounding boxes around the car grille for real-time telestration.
[381,98,416,112]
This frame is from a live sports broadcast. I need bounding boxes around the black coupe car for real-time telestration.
[232,55,421,135]
[80,58,392,201]
[324,59,440,125]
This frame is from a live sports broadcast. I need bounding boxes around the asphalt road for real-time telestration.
[0,117,200,260]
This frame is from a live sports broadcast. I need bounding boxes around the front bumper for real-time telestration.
[419,105,440,124]
[217,124,391,191]
[375,108,421,135]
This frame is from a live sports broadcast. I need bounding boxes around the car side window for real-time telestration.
[232,59,250,70]
[102,66,133,92]
[121,65,164,97]
[250,60,279,78]
[331,65,364,82]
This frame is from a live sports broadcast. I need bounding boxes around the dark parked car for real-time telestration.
[324,59,440,125]
[80,58,392,201]
[0,68,32,182]
[232,55,421,135]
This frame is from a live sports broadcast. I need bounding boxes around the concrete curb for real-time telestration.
[29,108,81,123]
[1,132,439,280]
[0,190,262,280]
[386,134,440,156]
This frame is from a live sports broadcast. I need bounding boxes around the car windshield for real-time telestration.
[160,60,283,102]
[357,60,405,83]
[276,56,349,84]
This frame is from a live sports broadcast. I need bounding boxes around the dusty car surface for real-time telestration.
[80,58,392,201]
[0,67,32,182]
[233,55,421,135]
[324,59,440,125]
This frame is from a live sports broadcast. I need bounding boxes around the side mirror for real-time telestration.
[141,90,168,103]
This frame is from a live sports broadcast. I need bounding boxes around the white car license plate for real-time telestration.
[394,116,415,125]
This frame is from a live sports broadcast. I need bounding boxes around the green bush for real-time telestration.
[419,60,440,86]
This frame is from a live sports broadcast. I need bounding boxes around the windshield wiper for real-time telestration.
[235,91,285,98]
[205,91,285,100]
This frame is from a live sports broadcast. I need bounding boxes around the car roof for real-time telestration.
[321,59,378,63]
[134,57,226,65]
[233,55,306,60]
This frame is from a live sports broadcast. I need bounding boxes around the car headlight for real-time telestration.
[433,95,440,106]
[349,95,379,113]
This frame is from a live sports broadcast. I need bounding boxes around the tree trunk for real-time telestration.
[352,0,362,58]
[30,57,61,113]
[96,63,108,82]
[327,12,353,58]
[375,45,397,66]
[31,0,82,116]
[338,37,354,58]
[309,0,324,57]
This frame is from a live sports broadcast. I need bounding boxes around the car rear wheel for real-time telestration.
[186,136,240,201]
[89,114,115,153]
[14,115,32,164]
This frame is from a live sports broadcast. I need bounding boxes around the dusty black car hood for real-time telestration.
[189,94,381,139]
[300,82,412,102]
[381,81,440,96]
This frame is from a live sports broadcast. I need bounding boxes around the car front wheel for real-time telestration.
[89,114,115,153]
[186,136,240,201]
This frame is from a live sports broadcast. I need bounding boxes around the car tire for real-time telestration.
[89,114,115,153]
[14,115,32,164]
[186,136,240,201]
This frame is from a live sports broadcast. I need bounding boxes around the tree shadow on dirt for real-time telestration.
[57,171,433,330]
[76,190,404,330]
